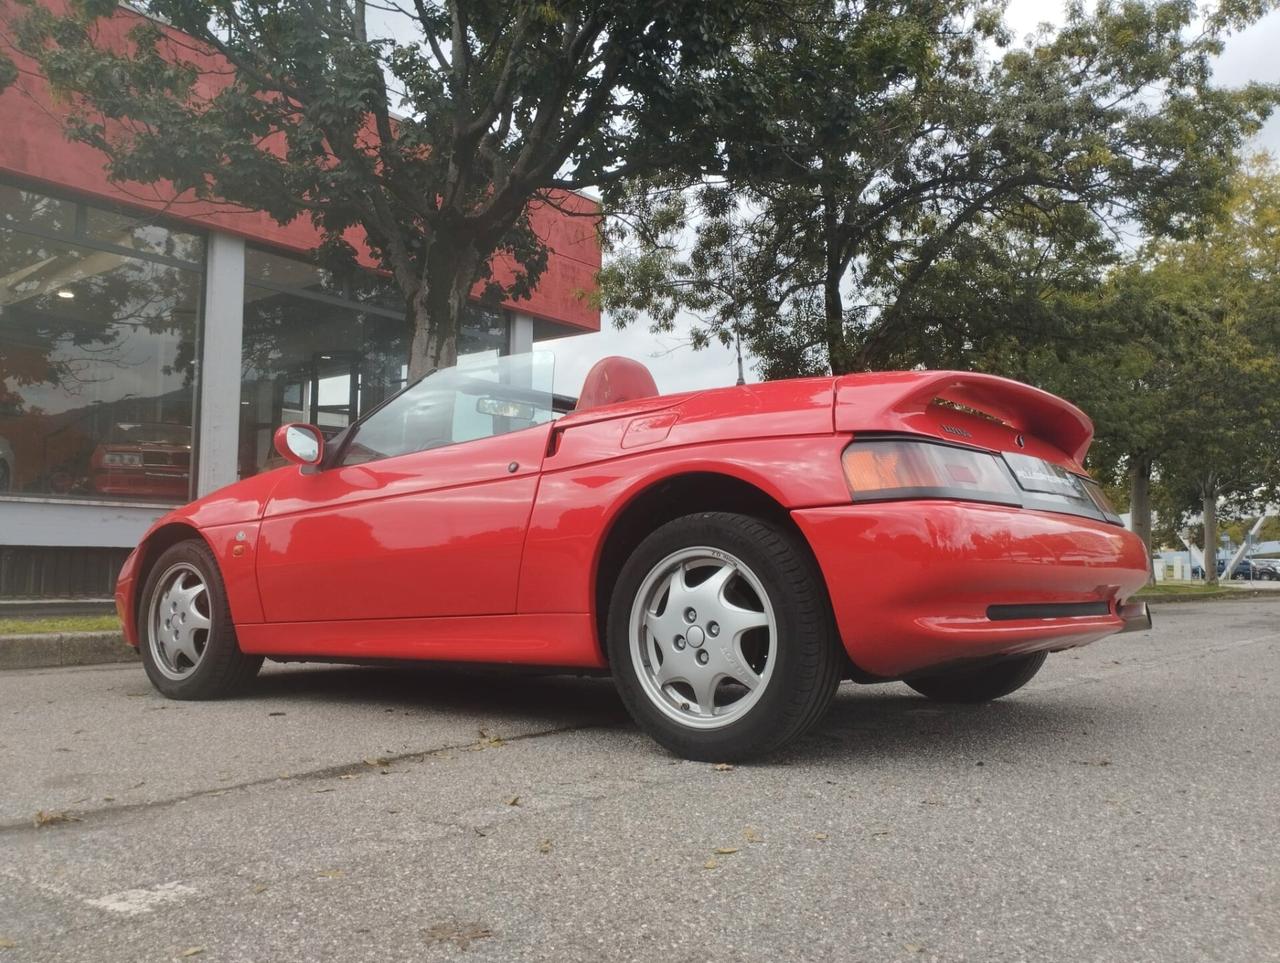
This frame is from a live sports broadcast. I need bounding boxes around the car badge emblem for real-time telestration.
[940,424,971,438]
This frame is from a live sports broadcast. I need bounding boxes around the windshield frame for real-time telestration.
[322,350,563,470]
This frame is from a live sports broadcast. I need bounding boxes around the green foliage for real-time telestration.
[601,0,1278,379]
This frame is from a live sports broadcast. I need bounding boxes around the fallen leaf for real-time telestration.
[0,937,16,949]
[33,810,81,828]
[422,922,493,951]
[713,847,739,855]
[537,839,552,854]
[339,774,358,781]
[714,763,734,772]
[744,827,763,844]
[252,884,268,894]
[703,858,718,870]
[316,869,343,879]
[179,949,204,958]
[505,795,521,807]
[314,788,335,794]
[363,757,391,768]
[814,832,829,841]
[268,711,286,717]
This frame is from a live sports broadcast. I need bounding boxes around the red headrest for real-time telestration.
[575,357,659,411]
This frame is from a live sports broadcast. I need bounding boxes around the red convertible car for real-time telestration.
[115,353,1150,760]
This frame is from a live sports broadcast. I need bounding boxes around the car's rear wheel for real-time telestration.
[139,539,262,699]
[905,651,1047,703]
[607,512,843,761]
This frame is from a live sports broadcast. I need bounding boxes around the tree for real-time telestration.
[600,0,1278,378]
[2,0,752,375]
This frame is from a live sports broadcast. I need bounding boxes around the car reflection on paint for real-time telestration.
[91,422,191,500]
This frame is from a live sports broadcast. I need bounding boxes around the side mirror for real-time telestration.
[273,423,324,467]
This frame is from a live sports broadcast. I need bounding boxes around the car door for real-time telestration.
[255,355,556,624]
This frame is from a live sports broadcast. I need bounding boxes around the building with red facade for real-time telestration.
[0,10,601,596]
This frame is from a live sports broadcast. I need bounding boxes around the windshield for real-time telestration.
[338,351,557,466]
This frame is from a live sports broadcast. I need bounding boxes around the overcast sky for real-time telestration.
[541,2,1280,397]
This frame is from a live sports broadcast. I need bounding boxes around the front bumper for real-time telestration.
[792,501,1151,678]
[114,548,141,647]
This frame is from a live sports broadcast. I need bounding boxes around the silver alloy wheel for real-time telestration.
[628,547,777,730]
[147,562,212,681]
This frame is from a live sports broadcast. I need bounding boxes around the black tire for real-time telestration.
[905,651,1047,704]
[139,539,262,699]
[606,511,843,762]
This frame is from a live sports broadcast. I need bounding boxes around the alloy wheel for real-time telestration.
[628,547,777,730]
[147,562,213,680]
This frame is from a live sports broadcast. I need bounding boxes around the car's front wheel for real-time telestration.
[139,539,262,699]
[905,651,1047,703]
[607,512,843,761]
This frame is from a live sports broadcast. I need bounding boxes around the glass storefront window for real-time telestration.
[0,184,203,501]
[238,246,513,479]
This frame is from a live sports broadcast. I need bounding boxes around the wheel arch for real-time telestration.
[133,522,211,624]
[591,471,811,666]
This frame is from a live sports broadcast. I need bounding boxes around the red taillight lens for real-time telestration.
[841,439,1019,504]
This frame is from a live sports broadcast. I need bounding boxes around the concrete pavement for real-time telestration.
[1,600,1277,962]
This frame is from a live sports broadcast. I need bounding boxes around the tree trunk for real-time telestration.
[1128,455,1154,585]
[821,186,853,374]
[406,239,480,380]
[1202,491,1219,587]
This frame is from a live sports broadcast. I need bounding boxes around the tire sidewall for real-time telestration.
[139,539,234,698]
[607,513,831,759]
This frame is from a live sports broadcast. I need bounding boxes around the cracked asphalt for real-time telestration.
[1,599,1277,963]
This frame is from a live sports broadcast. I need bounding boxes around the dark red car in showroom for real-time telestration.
[114,353,1150,760]
[91,422,192,500]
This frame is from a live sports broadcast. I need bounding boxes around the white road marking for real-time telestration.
[83,881,196,916]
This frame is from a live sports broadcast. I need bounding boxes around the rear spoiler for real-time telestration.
[833,370,1094,465]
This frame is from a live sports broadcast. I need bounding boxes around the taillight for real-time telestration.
[841,439,1020,505]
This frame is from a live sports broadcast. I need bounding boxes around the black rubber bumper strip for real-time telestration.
[986,601,1112,621]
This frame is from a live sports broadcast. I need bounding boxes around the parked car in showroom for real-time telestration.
[91,422,192,500]
[0,436,13,491]
[114,353,1150,760]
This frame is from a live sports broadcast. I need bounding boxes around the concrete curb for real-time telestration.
[0,632,137,670]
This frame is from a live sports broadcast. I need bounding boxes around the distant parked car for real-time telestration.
[1192,558,1272,580]
[1252,559,1280,581]
[0,436,13,490]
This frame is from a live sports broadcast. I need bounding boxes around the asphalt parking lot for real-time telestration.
[1,599,1277,962]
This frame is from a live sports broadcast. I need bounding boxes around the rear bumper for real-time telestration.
[792,501,1151,678]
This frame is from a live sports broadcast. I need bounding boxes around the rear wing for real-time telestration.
[833,370,1094,465]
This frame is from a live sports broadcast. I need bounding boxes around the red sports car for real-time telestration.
[115,353,1150,760]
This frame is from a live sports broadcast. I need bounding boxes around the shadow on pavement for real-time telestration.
[232,663,1128,764]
